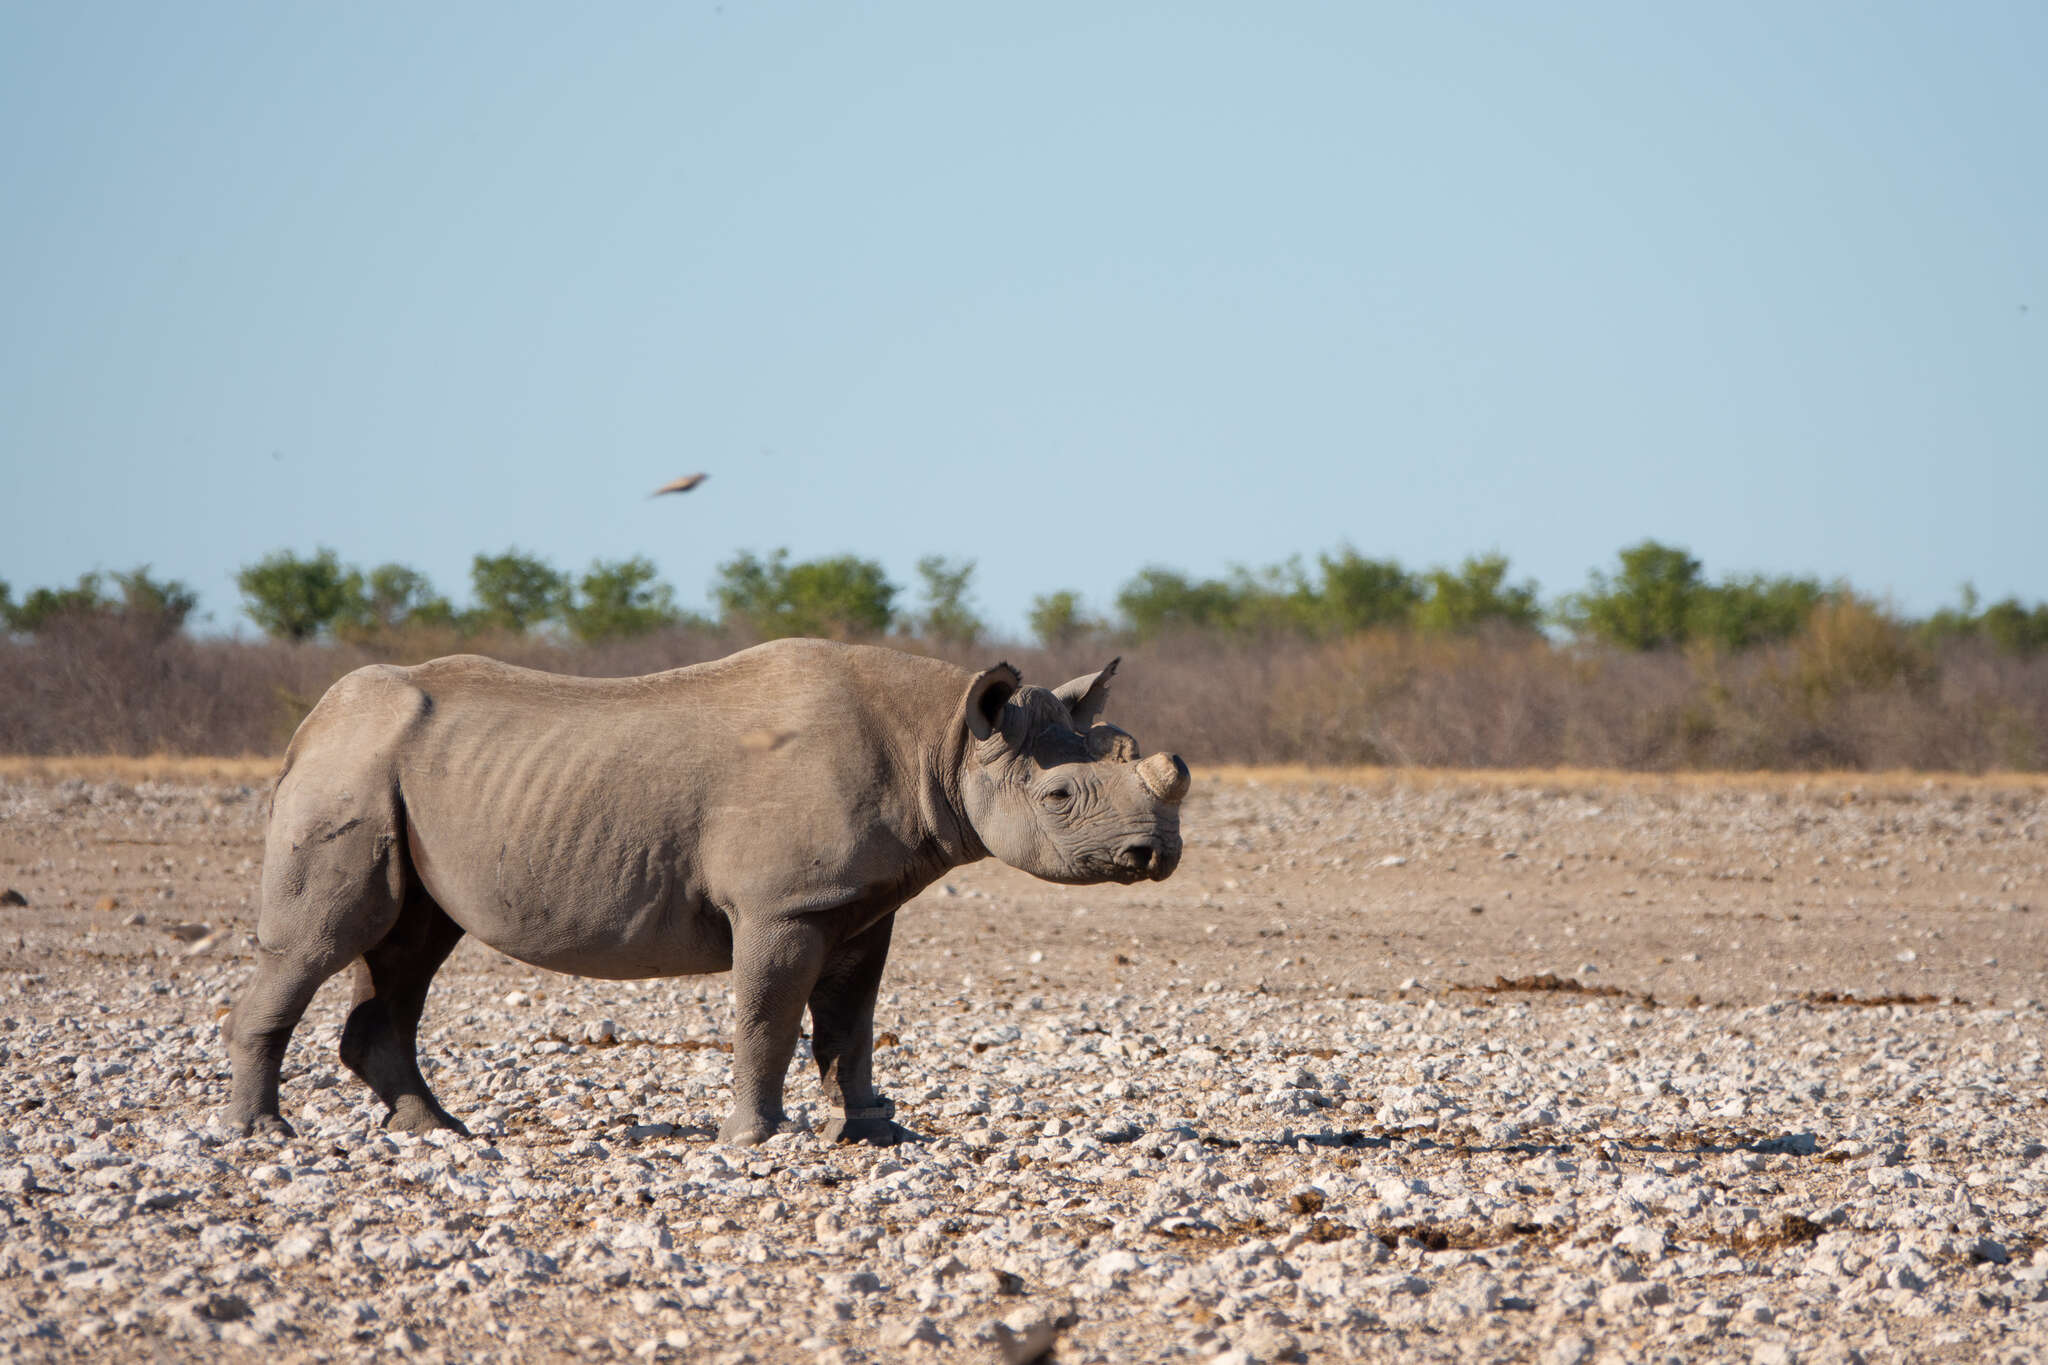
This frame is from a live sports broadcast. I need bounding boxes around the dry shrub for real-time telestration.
[1,618,2043,771]
[1788,600,1933,704]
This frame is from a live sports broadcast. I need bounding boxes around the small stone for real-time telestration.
[1598,1280,1672,1313]
[1968,1237,2010,1266]
[1090,1248,1142,1283]
[1614,1223,1669,1258]
[991,1315,1060,1365]
[1239,1322,1303,1361]
[1438,1273,1503,1318]
[274,1229,330,1264]
[382,1325,428,1354]
[95,895,120,912]
[0,888,27,907]
[883,1316,944,1348]
[962,1268,1024,1296]
[1545,1338,1594,1365]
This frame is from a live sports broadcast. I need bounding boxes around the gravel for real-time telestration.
[1,770,2045,1362]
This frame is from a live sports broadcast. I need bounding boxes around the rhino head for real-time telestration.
[955,659,1188,885]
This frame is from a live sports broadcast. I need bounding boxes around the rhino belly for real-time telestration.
[405,819,734,980]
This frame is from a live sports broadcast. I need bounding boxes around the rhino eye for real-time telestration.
[1042,785,1073,808]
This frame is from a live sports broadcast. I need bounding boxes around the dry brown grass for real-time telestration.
[0,755,279,782]
[1204,763,2048,795]
[12,754,2048,798]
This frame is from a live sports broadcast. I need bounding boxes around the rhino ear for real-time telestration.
[1052,658,1119,730]
[963,662,1021,742]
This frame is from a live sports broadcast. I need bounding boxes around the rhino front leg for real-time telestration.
[809,912,918,1146]
[718,921,827,1145]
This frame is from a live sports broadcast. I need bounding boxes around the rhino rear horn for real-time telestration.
[964,663,1021,741]
[1052,658,1119,730]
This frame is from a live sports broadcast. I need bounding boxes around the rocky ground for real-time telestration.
[1,766,2045,1364]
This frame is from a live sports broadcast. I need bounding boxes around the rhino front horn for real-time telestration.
[1138,752,1190,804]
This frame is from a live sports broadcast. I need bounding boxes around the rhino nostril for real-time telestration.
[1119,841,1158,873]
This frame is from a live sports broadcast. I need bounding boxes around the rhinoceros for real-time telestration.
[223,638,1188,1145]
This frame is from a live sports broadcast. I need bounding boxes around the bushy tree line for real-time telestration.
[225,548,688,643]
[4,539,2043,657]
[209,548,987,646]
[1919,586,2048,656]
[1092,550,1540,643]
[0,567,198,638]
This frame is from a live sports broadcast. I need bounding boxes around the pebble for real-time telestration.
[0,772,2040,1365]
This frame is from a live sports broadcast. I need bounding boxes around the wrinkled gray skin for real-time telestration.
[223,639,1188,1146]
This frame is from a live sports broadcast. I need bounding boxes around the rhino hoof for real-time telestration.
[383,1099,470,1137]
[822,1114,923,1147]
[716,1115,782,1146]
[239,1114,296,1140]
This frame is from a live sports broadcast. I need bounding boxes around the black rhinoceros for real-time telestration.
[223,639,1188,1145]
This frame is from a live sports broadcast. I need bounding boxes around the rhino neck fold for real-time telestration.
[921,720,990,871]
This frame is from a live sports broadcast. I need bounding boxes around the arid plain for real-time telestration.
[1,762,2044,1363]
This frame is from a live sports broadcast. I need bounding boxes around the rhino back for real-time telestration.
[352,642,967,973]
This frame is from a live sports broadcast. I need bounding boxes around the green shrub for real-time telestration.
[713,549,896,639]
[1028,590,1103,648]
[7,567,198,638]
[1688,574,1828,651]
[911,556,984,646]
[468,550,568,634]
[1312,549,1421,634]
[1559,540,1703,650]
[1563,542,1830,653]
[237,550,357,641]
[1414,554,1540,634]
[1114,567,1247,641]
[334,563,454,639]
[564,557,682,642]
[1920,587,2048,656]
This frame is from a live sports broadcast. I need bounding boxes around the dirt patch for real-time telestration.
[1639,1213,1830,1256]
[550,1033,731,1053]
[1452,973,1653,1004]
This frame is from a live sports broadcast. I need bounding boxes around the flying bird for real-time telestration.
[651,473,709,497]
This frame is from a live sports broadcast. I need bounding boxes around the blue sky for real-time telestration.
[2,2,2041,637]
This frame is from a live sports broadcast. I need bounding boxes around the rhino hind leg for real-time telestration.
[338,890,468,1136]
[223,954,335,1138]
[226,803,408,1137]
[225,755,434,1138]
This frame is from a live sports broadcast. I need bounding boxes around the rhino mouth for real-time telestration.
[1102,840,1181,883]
[1043,842,1181,886]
